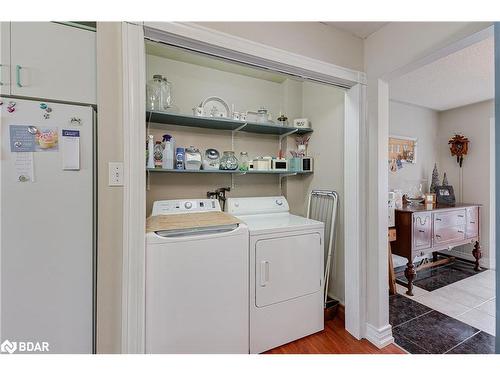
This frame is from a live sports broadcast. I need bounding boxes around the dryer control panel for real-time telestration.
[226,196,290,215]
[151,199,221,216]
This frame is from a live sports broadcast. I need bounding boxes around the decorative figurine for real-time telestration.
[277,112,288,126]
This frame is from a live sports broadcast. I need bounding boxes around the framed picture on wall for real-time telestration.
[388,135,417,164]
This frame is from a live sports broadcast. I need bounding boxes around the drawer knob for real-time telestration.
[418,230,425,233]
[458,215,464,218]
[458,230,464,233]
[436,218,442,221]
[436,234,441,238]
[470,221,476,224]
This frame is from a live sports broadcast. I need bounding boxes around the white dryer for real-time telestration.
[146,199,249,353]
[227,196,324,353]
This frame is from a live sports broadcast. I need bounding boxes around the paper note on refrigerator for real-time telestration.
[61,129,80,170]
[10,125,36,152]
[14,152,35,182]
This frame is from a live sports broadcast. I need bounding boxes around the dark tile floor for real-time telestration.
[389,293,496,354]
[448,331,497,354]
[395,257,485,292]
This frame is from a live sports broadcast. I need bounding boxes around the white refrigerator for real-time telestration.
[0,97,95,354]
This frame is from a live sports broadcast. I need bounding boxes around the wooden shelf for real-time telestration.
[146,111,313,136]
[147,168,312,175]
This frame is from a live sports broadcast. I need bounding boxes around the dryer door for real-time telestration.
[255,232,322,307]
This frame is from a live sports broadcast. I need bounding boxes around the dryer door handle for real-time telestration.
[260,261,270,287]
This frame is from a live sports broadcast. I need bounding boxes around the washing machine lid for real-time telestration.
[235,212,323,235]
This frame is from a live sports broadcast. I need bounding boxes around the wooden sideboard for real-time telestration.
[392,203,481,296]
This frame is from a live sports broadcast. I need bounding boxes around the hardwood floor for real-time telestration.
[264,316,406,354]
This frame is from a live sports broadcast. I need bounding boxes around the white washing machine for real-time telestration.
[145,199,249,353]
[226,196,325,353]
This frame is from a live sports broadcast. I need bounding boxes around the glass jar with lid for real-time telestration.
[239,152,249,171]
[220,151,239,170]
[146,74,163,111]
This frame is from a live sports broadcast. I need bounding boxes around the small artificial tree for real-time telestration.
[442,172,449,186]
[430,163,439,194]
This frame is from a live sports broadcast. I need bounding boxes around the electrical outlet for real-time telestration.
[108,162,124,186]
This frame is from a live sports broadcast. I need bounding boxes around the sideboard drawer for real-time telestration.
[434,226,466,244]
[412,212,432,250]
[466,206,479,238]
[434,209,466,229]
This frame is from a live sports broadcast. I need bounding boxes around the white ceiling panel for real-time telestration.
[390,36,494,111]
[323,22,388,39]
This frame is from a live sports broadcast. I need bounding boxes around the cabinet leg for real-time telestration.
[404,261,416,296]
[472,241,482,272]
[432,251,438,262]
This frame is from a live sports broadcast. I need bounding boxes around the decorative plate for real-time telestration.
[201,96,230,118]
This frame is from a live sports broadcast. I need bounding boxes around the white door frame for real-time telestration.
[121,21,367,353]
[121,22,147,354]
[489,117,496,270]
[370,26,495,348]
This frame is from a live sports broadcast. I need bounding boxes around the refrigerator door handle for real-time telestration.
[16,65,23,87]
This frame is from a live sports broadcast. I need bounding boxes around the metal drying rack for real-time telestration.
[307,189,339,307]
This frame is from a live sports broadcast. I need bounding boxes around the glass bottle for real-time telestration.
[153,141,163,168]
[160,77,173,110]
[146,74,163,111]
[220,151,239,170]
[239,152,249,171]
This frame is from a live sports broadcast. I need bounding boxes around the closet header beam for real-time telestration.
[144,25,360,90]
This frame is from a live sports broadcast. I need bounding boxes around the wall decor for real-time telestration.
[435,185,456,205]
[388,135,417,164]
[448,134,469,167]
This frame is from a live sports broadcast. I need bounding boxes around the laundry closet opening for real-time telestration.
[143,39,346,304]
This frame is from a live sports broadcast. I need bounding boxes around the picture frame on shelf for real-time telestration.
[435,185,456,205]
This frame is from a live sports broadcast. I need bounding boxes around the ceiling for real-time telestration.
[323,22,388,39]
[390,36,494,111]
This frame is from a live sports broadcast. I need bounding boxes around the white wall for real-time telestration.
[364,22,491,344]
[437,100,495,268]
[195,22,364,72]
[286,82,346,302]
[147,54,285,118]
[96,22,123,354]
[388,101,439,192]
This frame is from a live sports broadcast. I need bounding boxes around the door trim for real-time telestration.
[121,22,147,354]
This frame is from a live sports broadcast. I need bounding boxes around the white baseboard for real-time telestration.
[365,323,394,349]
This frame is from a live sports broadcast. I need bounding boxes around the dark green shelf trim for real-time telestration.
[146,111,313,136]
[146,168,312,175]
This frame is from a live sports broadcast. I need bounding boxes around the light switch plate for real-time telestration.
[108,162,124,186]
